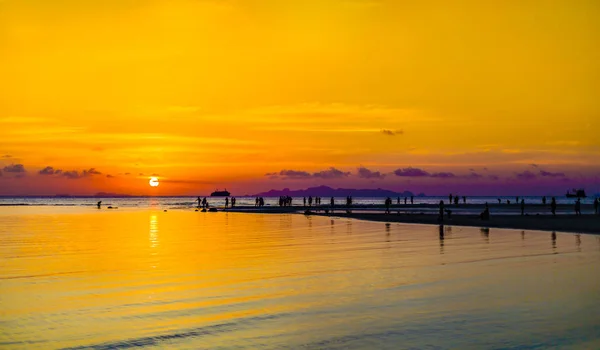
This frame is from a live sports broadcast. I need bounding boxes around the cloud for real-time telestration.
[516,170,537,180]
[313,167,351,179]
[464,172,483,179]
[3,164,26,173]
[394,167,429,177]
[488,175,500,181]
[2,155,11,158]
[539,170,565,177]
[106,174,115,178]
[267,167,351,180]
[61,168,102,179]
[357,166,385,179]
[125,172,131,176]
[381,129,403,136]
[39,166,62,175]
[431,172,456,178]
[279,169,312,179]
[530,164,539,168]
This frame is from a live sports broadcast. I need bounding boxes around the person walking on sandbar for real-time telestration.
[97,201,102,209]
[551,197,557,217]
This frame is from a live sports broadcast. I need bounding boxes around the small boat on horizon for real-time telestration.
[566,189,586,198]
[211,189,230,197]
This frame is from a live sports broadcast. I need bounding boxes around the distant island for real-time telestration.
[251,186,420,198]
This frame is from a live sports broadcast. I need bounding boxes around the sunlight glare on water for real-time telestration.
[1,208,599,349]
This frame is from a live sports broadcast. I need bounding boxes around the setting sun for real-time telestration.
[149,177,159,187]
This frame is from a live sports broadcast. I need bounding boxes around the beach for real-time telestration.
[1,206,600,349]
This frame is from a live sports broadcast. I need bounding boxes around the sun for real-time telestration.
[149,177,159,187]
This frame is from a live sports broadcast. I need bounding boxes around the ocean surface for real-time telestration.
[0,195,595,208]
[1,207,600,349]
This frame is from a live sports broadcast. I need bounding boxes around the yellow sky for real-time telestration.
[0,0,599,195]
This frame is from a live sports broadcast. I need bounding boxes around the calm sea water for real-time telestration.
[1,207,599,349]
[0,195,596,208]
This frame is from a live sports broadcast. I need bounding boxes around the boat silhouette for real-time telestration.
[210,189,230,197]
[566,189,586,198]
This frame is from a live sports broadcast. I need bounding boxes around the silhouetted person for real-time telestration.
[385,197,391,214]
[397,197,400,205]
[551,197,557,216]
[410,196,414,205]
[454,196,459,205]
[516,196,519,203]
[303,197,306,207]
[330,197,335,213]
[438,200,445,222]
[507,199,510,205]
[448,194,452,203]
[196,196,201,208]
[480,202,490,220]
[594,198,599,215]
[498,198,501,204]
[520,199,525,216]
[308,196,313,207]
[542,196,547,205]
[232,197,236,207]
[404,197,407,205]
[575,198,581,216]
[97,201,102,209]
[463,196,466,204]
[225,197,229,208]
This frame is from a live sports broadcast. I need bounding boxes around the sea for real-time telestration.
[1,207,599,349]
[0,195,595,209]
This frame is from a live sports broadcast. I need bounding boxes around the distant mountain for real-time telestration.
[251,186,415,197]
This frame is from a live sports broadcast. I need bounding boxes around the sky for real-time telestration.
[1,0,599,196]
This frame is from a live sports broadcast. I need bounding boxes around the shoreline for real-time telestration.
[224,206,600,235]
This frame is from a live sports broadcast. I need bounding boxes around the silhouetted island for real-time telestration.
[251,186,416,198]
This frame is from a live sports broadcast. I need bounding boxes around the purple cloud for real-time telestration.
[516,170,537,180]
[431,172,456,178]
[465,172,483,179]
[357,167,385,179]
[278,169,312,179]
[394,167,430,177]
[488,175,500,181]
[39,166,62,175]
[62,170,81,179]
[313,167,351,179]
[61,168,102,179]
[539,170,565,177]
[3,164,26,173]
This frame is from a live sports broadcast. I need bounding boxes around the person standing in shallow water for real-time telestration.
[520,199,525,216]
[97,201,102,209]
[575,198,581,216]
[551,197,557,216]
[330,197,335,213]
[438,200,445,222]
[594,198,599,215]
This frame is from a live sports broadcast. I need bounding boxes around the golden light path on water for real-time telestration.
[0,207,599,349]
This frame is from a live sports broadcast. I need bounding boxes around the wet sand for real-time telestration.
[226,205,600,234]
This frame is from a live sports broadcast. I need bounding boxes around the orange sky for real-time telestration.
[1,0,599,195]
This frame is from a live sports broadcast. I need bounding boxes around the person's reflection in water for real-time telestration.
[575,234,581,252]
[552,231,557,252]
[439,224,444,254]
[521,230,525,240]
[385,223,391,242]
[480,227,490,243]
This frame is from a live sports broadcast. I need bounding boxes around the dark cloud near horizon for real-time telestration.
[516,170,537,180]
[39,166,62,175]
[431,172,456,178]
[530,164,539,168]
[394,167,430,177]
[381,129,404,136]
[313,167,351,179]
[465,172,483,179]
[488,175,500,181]
[106,174,115,178]
[357,167,385,179]
[2,155,12,158]
[61,168,102,179]
[3,164,26,173]
[539,170,565,177]
[267,167,351,180]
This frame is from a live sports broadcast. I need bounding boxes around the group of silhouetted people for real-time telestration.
[303,196,323,207]
[255,197,265,207]
[447,194,467,205]
[196,197,209,208]
[279,196,292,207]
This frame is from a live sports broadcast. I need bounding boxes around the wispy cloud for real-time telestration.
[3,164,26,173]
[357,166,386,179]
[394,167,429,177]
